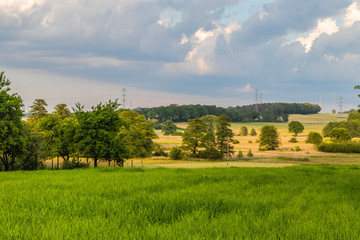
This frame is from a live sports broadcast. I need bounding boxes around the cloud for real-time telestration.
[236,83,253,93]
[343,2,360,27]
[297,18,339,52]
[1,0,360,113]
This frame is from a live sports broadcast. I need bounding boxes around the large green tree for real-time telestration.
[259,126,280,150]
[215,114,234,157]
[75,100,129,167]
[119,110,158,158]
[288,121,304,137]
[182,118,207,155]
[0,72,27,171]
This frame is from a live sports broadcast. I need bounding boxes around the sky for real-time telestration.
[1,0,360,113]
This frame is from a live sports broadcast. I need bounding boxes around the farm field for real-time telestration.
[150,113,356,168]
[43,113,355,168]
[1,166,360,239]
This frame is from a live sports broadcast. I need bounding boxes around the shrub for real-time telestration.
[198,148,223,160]
[306,132,323,145]
[289,137,298,143]
[152,143,168,157]
[237,150,243,158]
[169,146,183,160]
[318,141,360,153]
[291,146,301,151]
[250,128,257,136]
[248,140,253,143]
[62,159,89,169]
[247,149,254,157]
[233,139,240,144]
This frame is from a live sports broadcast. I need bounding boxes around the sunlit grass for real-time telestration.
[1,166,360,239]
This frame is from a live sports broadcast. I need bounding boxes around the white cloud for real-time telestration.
[236,83,253,93]
[343,2,360,28]
[297,18,339,52]
[0,0,46,15]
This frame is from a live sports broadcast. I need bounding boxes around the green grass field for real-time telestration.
[1,166,360,239]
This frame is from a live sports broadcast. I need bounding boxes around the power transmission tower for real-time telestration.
[122,88,127,109]
[255,88,259,104]
[260,93,263,104]
[337,96,343,113]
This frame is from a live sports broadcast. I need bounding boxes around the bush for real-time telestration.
[291,146,301,151]
[233,139,240,144]
[198,148,223,160]
[152,143,168,157]
[247,149,254,157]
[237,150,243,158]
[62,159,89,169]
[318,141,360,153]
[289,137,298,143]
[248,140,253,144]
[250,128,257,136]
[306,132,323,145]
[169,147,183,160]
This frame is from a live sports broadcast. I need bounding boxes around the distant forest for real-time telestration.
[135,103,321,123]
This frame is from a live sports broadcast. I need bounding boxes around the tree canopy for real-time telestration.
[259,126,280,151]
[288,121,304,137]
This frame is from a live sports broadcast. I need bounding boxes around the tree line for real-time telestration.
[135,103,321,123]
[0,71,157,171]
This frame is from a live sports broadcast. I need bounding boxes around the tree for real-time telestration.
[329,127,351,141]
[259,126,280,150]
[0,71,27,171]
[182,118,207,155]
[288,121,304,137]
[75,100,129,167]
[53,103,71,120]
[161,120,177,135]
[201,115,217,132]
[38,114,78,162]
[240,126,248,136]
[28,99,48,125]
[250,128,257,136]
[216,115,234,157]
[119,110,158,158]
[306,132,323,146]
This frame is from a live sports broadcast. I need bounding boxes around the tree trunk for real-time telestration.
[94,158,98,168]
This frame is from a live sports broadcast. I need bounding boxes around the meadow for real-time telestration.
[1,166,360,239]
